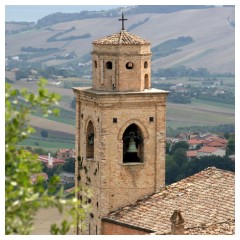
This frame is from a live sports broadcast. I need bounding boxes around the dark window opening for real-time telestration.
[113,118,117,123]
[144,74,149,89]
[122,124,143,163]
[86,121,94,159]
[94,60,97,68]
[106,61,112,69]
[149,117,154,122]
[144,61,148,68]
[126,62,134,69]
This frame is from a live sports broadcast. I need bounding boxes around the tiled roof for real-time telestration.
[184,219,235,235]
[206,141,225,147]
[197,146,219,153]
[92,30,150,45]
[214,137,228,144]
[38,155,65,164]
[104,167,234,235]
[188,139,203,145]
[186,150,198,157]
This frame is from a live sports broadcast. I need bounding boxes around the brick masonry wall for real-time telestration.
[92,44,151,92]
[101,220,151,235]
[73,88,168,234]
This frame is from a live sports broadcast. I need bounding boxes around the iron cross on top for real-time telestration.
[119,12,128,30]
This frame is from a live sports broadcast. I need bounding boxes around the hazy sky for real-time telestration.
[5,5,128,22]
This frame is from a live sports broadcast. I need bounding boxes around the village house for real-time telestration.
[188,139,203,149]
[56,148,75,161]
[186,150,198,161]
[187,145,226,161]
[38,153,65,168]
[59,172,75,184]
[197,146,226,157]
[30,172,48,184]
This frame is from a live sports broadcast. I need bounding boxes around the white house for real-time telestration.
[197,146,225,157]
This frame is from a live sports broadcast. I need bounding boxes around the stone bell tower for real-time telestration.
[73,14,168,235]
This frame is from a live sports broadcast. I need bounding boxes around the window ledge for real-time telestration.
[122,162,144,166]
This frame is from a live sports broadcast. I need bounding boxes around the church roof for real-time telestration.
[92,30,150,45]
[103,167,235,235]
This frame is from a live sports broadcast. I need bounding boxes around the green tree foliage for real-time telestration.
[5,78,91,234]
[187,156,235,176]
[15,69,30,80]
[166,155,179,184]
[171,141,189,154]
[226,135,235,156]
[62,158,75,173]
[40,129,49,138]
[166,153,235,185]
[173,148,188,166]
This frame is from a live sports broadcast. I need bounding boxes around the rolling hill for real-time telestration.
[5,6,235,74]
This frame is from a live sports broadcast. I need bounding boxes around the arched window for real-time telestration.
[122,124,143,163]
[106,61,112,69]
[86,121,94,159]
[144,61,148,68]
[94,60,97,68]
[144,74,149,89]
[126,62,134,69]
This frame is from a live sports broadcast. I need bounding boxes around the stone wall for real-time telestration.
[101,220,152,235]
[92,44,151,92]
[73,88,168,234]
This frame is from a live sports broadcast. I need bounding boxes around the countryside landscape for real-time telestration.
[5,5,235,235]
[5,5,235,152]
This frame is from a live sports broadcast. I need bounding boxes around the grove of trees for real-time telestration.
[166,141,235,185]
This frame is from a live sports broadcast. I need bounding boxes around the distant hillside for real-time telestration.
[126,5,215,14]
[35,5,215,28]
[5,6,235,74]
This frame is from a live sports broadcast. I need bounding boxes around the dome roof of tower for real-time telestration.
[93,30,150,45]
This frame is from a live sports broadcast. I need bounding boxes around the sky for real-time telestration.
[5,5,128,22]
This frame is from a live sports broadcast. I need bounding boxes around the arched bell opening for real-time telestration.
[122,124,144,163]
[86,121,94,159]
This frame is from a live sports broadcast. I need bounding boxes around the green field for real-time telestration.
[18,127,75,151]
[32,112,75,125]
[167,99,234,129]
[19,138,75,150]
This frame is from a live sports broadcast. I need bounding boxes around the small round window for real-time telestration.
[144,61,148,68]
[126,62,134,69]
[106,61,112,69]
[94,60,97,68]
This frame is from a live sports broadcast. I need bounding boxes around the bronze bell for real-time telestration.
[126,139,138,153]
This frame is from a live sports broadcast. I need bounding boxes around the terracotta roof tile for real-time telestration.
[38,155,65,164]
[206,141,225,147]
[105,167,234,235]
[197,146,219,153]
[93,30,150,45]
[186,150,198,157]
[188,139,203,145]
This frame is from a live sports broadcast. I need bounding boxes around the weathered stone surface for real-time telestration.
[73,29,168,235]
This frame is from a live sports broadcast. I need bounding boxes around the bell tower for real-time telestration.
[73,14,168,235]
